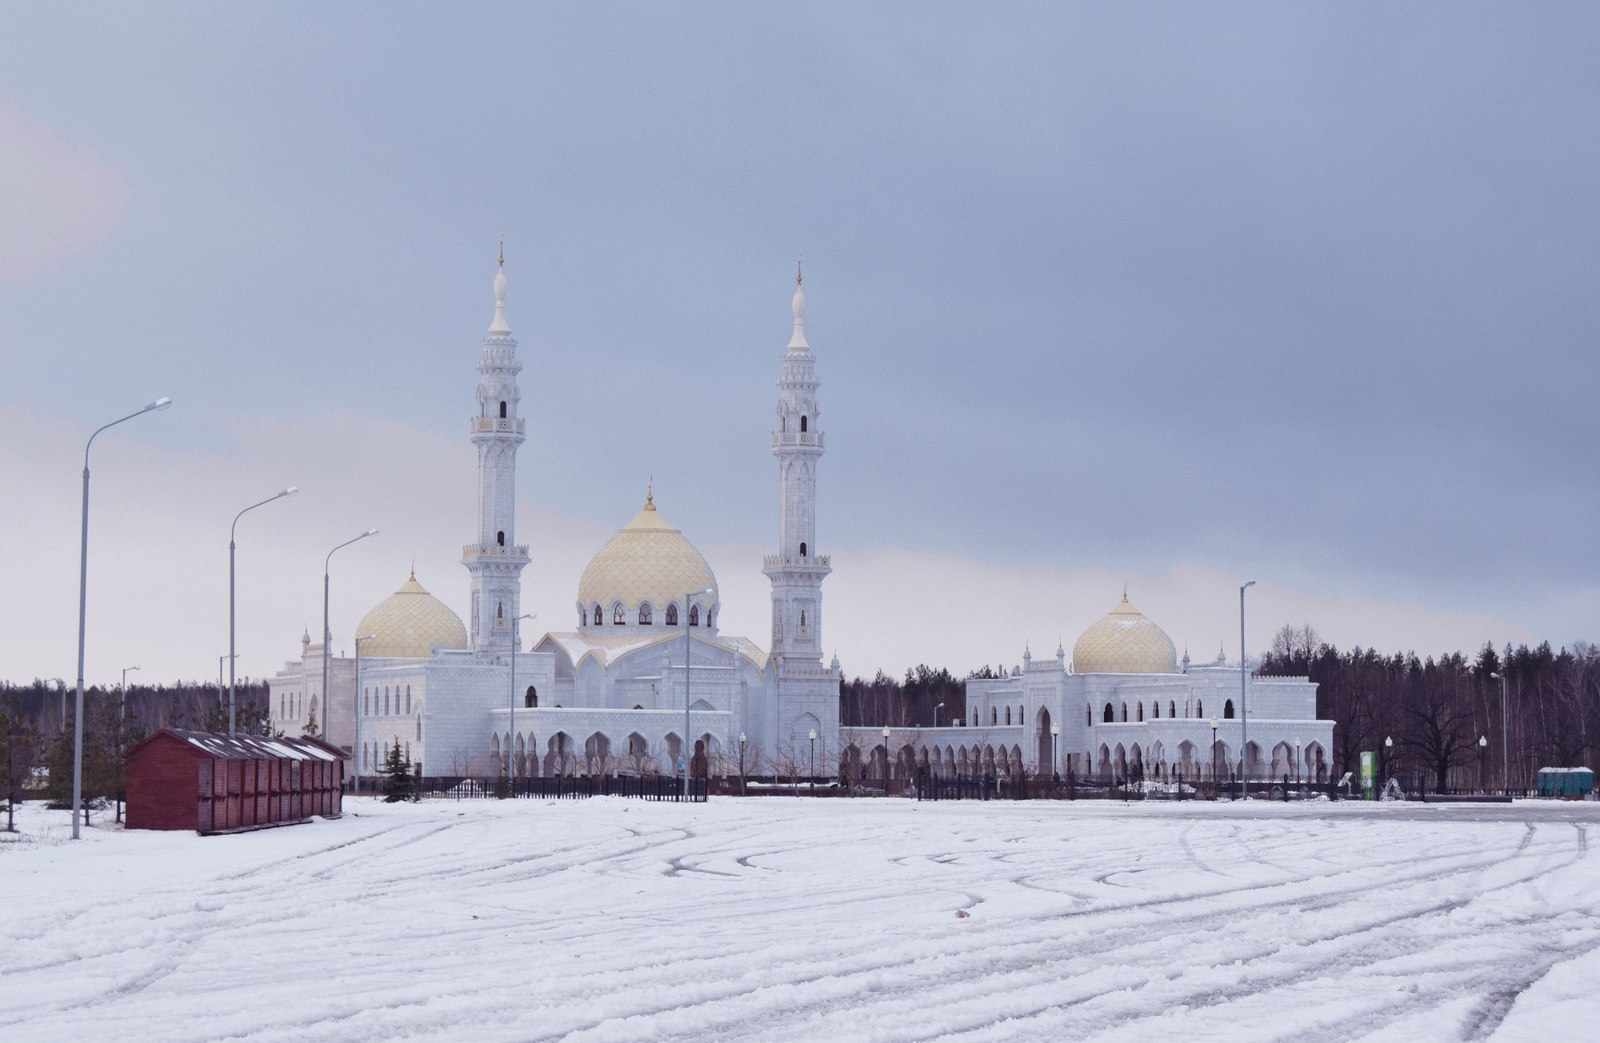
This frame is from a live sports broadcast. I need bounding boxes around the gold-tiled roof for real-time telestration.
[356,570,468,659]
[576,499,718,619]
[1072,592,1177,674]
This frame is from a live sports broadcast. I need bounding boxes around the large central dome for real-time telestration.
[357,569,469,658]
[1072,591,1178,674]
[576,494,719,629]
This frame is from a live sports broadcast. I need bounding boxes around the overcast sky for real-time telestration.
[3,3,1597,687]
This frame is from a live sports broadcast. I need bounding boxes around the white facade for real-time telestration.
[273,258,842,780]
[847,597,1334,786]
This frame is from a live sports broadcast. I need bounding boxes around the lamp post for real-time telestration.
[354,633,375,790]
[1490,672,1509,794]
[1239,579,1256,791]
[934,702,944,729]
[1381,735,1393,799]
[1210,718,1219,792]
[120,666,139,722]
[808,729,817,792]
[683,586,712,800]
[1050,723,1060,782]
[1478,735,1488,793]
[72,395,172,840]
[230,487,298,736]
[217,654,230,718]
[738,731,747,796]
[508,613,535,790]
[322,529,378,751]
[881,725,891,794]
[1294,737,1302,787]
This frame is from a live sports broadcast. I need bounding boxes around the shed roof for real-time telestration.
[128,729,350,762]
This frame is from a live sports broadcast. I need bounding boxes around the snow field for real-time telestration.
[2,797,1598,1042]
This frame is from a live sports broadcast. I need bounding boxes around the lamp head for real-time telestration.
[881,726,891,738]
[149,396,173,412]
[809,729,817,740]
[280,486,299,497]
[1210,718,1218,729]
[1242,579,1257,591]
[1385,736,1393,747]
[739,732,746,744]
[1479,735,1488,747]
[364,528,379,536]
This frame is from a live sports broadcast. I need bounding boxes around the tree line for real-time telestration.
[1258,624,1599,791]
[0,679,270,829]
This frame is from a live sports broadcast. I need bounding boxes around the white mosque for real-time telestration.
[268,256,1333,786]
[269,259,839,780]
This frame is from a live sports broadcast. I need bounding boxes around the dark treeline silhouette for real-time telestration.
[1258,624,1599,791]
[841,664,978,728]
[1,678,270,739]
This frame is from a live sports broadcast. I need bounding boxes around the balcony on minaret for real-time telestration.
[771,431,824,449]
[463,542,529,559]
[763,553,831,571]
[470,417,526,436]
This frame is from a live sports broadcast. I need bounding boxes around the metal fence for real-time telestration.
[352,774,708,802]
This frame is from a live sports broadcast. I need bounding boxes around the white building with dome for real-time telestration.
[848,591,1334,787]
[269,258,839,780]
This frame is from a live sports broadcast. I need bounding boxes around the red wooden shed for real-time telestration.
[126,729,348,834]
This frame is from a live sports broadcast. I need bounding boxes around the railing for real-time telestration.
[354,774,708,802]
[463,543,529,558]
[770,432,824,448]
[470,418,526,435]
[762,554,831,570]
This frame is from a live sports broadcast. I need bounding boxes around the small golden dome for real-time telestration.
[1072,592,1178,674]
[357,571,468,658]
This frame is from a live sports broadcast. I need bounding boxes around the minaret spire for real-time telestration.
[787,255,809,353]
[463,251,528,652]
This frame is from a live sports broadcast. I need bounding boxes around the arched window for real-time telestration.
[497,531,505,546]
[405,686,411,714]
[689,605,700,627]
[1138,703,1144,722]
[990,707,997,725]
[638,603,653,625]
[1005,706,1011,725]
[525,686,537,708]
[613,604,626,625]
[706,607,714,627]
[592,604,602,626]
[1103,703,1114,723]
[1086,704,1092,726]
[499,401,507,418]
[799,542,807,557]
[800,609,807,628]
[972,710,978,726]
[1170,700,1177,719]
[383,690,390,715]
[800,416,808,432]
[1224,699,1235,719]
[1121,703,1128,722]
[364,690,369,715]
[665,604,678,626]
[1152,702,1159,719]
[780,415,786,432]
[1196,699,1203,718]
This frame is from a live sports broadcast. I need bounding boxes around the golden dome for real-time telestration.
[1072,592,1177,674]
[577,495,718,626]
[356,570,468,658]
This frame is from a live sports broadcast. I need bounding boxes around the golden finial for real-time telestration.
[645,475,655,511]
[409,560,416,581]
[498,236,504,268]
[796,252,803,286]
[1122,583,1128,602]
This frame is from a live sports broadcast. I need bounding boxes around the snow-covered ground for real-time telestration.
[3,796,1598,1042]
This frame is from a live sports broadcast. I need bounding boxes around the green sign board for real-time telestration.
[1360,750,1375,800]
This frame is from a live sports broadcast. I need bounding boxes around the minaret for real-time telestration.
[461,247,529,653]
[764,262,830,666]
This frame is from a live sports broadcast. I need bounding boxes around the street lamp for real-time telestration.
[1210,718,1219,790]
[120,666,140,722]
[230,487,298,736]
[1489,672,1509,794]
[1294,737,1302,787]
[1050,723,1060,782]
[934,702,944,729]
[322,528,378,751]
[1478,735,1488,792]
[808,728,817,792]
[354,633,375,790]
[683,586,713,800]
[72,395,172,840]
[1382,735,1393,798]
[508,612,535,790]
[1239,579,1256,790]
[739,731,748,795]
[881,725,891,794]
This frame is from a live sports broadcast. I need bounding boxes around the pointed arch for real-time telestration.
[665,602,679,626]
